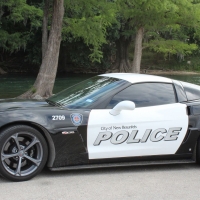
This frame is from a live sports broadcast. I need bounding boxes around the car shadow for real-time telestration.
[44,163,199,176]
[0,163,198,183]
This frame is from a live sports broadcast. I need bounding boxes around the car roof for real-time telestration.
[99,73,172,84]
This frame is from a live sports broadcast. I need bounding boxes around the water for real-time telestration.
[0,74,94,99]
[1,73,200,99]
[164,75,200,85]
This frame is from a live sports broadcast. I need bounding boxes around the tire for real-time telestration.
[0,125,48,181]
[196,137,200,164]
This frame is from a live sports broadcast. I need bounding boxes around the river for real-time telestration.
[1,73,200,99]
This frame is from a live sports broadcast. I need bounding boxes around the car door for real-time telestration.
[87,82,188,159]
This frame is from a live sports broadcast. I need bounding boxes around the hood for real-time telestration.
[0,99,51,112]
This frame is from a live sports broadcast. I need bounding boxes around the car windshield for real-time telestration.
[48,76,126,109]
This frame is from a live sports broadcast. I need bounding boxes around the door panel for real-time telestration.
[87,103,188,159]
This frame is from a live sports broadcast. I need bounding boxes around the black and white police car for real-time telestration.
[1,73,200,181]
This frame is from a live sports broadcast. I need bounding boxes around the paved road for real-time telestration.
[0,164,200,200]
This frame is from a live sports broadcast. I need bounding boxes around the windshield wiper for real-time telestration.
[45,99,62,107]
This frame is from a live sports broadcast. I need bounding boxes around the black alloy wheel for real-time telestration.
[0,125,48,181]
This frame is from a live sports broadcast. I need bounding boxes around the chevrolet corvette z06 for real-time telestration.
[1,73,200,181]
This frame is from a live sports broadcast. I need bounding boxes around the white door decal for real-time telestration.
[87,103,188,159]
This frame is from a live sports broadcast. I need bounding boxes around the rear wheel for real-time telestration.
[0,125,48,181]
[196,137,200,164]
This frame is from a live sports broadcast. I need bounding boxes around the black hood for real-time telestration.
[0,99,51,112]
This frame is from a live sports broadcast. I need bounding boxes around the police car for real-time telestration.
[1,73,200,181]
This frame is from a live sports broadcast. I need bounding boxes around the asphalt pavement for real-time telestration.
[0,163,200,200]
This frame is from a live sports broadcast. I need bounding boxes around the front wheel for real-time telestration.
[0,125,48,181]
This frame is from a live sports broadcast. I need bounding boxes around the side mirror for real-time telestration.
[109,101,135,116]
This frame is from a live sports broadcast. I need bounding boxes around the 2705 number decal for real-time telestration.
[52,115,65,120]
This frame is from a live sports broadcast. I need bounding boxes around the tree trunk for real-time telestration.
[42,0,50,59]
[0,67,6,74]
[19,0,64,99]
[132,27,144,73]
[110,35,131,72]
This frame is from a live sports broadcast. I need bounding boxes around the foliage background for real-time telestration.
[1,0,200,74]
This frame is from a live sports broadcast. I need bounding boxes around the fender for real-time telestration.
[0,106,91,168]
[0,111,56,167]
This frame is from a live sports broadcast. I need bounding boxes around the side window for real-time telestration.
[181,81,200,101]
[107,83,176,108]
